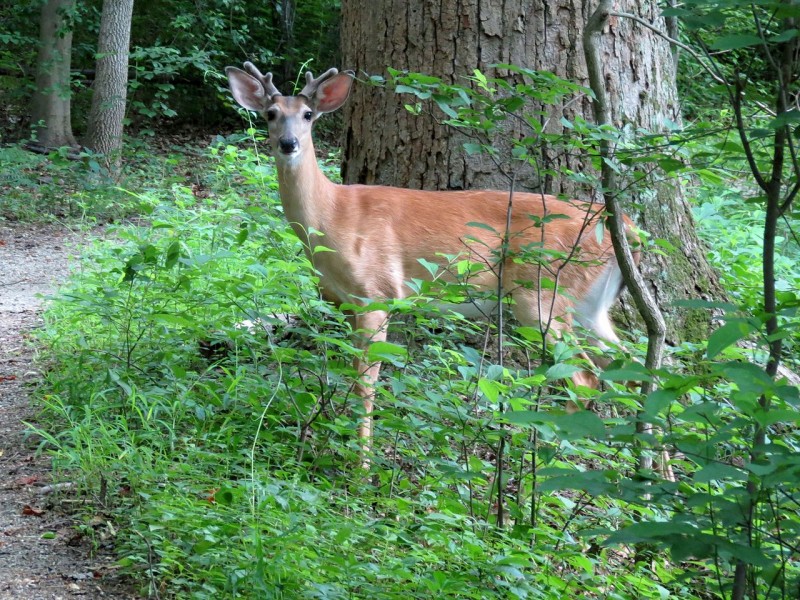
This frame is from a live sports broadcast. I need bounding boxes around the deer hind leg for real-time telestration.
[348,309,389,465]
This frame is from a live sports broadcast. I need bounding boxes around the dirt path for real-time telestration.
[0,223,137,599]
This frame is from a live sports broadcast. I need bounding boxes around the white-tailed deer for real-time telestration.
[226,62,640,458]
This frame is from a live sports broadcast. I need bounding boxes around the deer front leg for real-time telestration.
[349,309,389,466]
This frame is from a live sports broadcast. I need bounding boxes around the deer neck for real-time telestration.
[275,144,337,244]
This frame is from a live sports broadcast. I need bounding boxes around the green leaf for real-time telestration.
[434,97,457,119]
[164,241,181,268]
[657,157,684,173]
[710,34,763,51]
[594,220,605,245]
[555,411,606,438]
[716,361,774,396]
[366,341,407,365]
[501,410,556,426]
[694,168,725,185]
[693,463,747,483]
[515,326,543,343]
[546,363,581,381]
[707,320,754,359]
[466,221,498,233]
[463,142,484,155]
[395,84,430,99]
[770,28,798,43]
[417,257,440,277]
[151,313,193,327]
[478,377,501,403]
[600,363,653,382]
[643,388,679,417]
[215,488,236,506]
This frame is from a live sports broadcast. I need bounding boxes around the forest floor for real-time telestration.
[0,222,138,599]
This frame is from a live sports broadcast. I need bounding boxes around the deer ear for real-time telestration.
[314,71,355,114]
[226,66,267,112]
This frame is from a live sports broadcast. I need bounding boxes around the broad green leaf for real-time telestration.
[395,84,430,99]
[604,521,696,545]
[478,377,501,403]
[546,363,581,381]
[716,361,775,395]
[151,313,193,327]
[515,326,543,343]
[694,168,725,185]
[555,411,606,438]
[707,320,754,359]
[657,157,685,173]
[693,463,747,483]
[710,34,762,51]
[643,388,680,416]
[501,410,556,426]
[417,257,440,277]
[367,341,407,364]
[770,28,798,43]
[463,142,484,155]
[164,240,181,268]
[600,363,653,382]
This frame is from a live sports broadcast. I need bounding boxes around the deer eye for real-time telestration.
[266,109,278,122]
[303,111,314,122]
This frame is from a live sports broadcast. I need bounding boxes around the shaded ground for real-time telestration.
[0,223,139,599]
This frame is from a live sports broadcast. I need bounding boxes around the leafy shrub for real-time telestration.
[35,89,800,598]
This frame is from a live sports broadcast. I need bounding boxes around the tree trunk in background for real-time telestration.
[276,0,297,84]
[86,0,134,162]
[31,0,77,149]
[340,0,724,343]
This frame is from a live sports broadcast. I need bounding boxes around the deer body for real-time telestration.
[226,63,639,455]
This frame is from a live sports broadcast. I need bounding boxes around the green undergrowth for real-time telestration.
[33,138,800,599]
[0,138,206,223]
[693,183,800,369]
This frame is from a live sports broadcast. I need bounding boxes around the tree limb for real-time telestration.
[584,0,667,396]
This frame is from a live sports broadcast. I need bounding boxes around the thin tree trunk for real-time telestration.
[86,0,135,162]
[276,0,297,83]
[31,0,77,149]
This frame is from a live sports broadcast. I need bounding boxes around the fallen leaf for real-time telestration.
[22,505,45,517]
[17,475,39,486]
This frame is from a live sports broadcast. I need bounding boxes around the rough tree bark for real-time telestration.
[31,0,77,149]
[340,0,724,343]
[85,0,135,160]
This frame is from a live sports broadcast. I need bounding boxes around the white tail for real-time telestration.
[226,63,640,459]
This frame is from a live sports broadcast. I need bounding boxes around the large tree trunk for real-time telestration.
[85,0,134,161]
[340,0,723,343]
[31,0,77,149]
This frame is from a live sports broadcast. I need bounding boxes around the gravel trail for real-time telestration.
[0,223,138,599]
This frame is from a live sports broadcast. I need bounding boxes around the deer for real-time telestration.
[225,62,640,462]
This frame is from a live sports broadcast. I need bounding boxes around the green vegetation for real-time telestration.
[1,0,798,598]
[0,0,341,137]
[0,141,192,222]
[23,124,798,598]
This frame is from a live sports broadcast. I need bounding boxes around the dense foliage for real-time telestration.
[0,0,798,598]
[30,139,715,598]
[0,0,340,138]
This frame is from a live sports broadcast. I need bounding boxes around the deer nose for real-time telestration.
[278,137,299,154]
